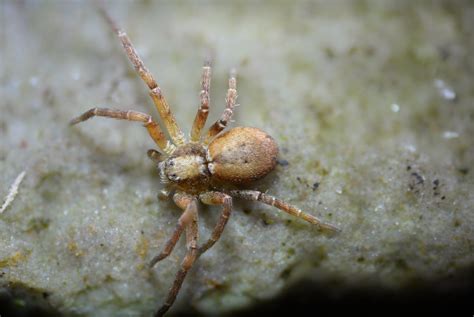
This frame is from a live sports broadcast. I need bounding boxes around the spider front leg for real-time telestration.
[190,59,212,142]
[155,193,199,317]
[97,5,185,145]
[229,190,339,232]
[70,107,172,152]
[197,191,233,256]
[204,70,237,144]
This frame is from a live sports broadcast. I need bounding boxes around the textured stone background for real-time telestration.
[1,1,473,316]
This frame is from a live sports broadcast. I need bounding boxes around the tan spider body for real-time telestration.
[156,127,278,194]
[70,5,338,317]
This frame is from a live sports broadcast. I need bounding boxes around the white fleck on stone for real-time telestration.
[404,144,417,153]
[442,131,459,139]
[434,79,456,100]
[390,103,400,113]
[1,170,26,214]
[29,76,38,87]
[71,68,81,81]
[375,203,385,212]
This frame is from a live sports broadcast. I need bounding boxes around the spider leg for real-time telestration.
[70,107,172,153]
[97,4,185,146]
[190,59,212,142]
[229,190,340,232]
[197,191,232,256]
[149,192,195,268]
[204,69,237,144]
[155,194,199,317]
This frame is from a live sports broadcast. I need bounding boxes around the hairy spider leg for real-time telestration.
[204,70,238,144]
[155,193,199,317]
[197,191,233,256]
[69,108,170,152]
[149,192,196,268]
[190,59,212,142]
[229,190,340,232]
[98,4,185,146]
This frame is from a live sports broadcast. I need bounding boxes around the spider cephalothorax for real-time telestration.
[70,5,338,317]
[158,143,211,192]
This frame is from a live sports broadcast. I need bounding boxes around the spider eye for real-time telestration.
[169,173,180,181]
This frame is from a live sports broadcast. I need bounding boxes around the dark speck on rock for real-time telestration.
[411,172,423,184]
[277,159,289,167]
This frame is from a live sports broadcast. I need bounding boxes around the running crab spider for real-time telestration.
[70,6,339,317]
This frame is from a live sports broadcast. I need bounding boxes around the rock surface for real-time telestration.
[1,1,473,316]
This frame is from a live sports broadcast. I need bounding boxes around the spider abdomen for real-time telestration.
[207,127,278,184]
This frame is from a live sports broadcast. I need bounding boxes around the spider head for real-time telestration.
[153,143,210,187]
[160,155,208,183]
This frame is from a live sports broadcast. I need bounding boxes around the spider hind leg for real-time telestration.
[229,190,339,232]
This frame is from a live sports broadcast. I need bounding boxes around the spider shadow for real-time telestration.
[222,266,474,317]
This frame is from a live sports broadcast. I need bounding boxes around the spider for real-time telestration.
[70,6,339,317]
